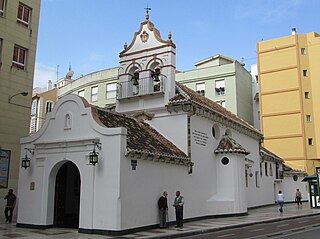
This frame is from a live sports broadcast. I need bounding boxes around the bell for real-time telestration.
[153,68,161,82]
[133,79,139,86]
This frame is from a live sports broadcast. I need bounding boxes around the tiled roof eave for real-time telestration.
[126,149,193,166]
[214,149,250,155]
[168,99,262,140]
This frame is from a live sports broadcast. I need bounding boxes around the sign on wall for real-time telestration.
[192,130,208,146]
[0,149,10,188]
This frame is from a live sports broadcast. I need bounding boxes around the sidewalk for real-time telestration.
[0,203,319,239]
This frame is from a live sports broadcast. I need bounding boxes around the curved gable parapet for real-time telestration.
[21,95,92,144]
[21,95,125,145]
[120,20,175,58]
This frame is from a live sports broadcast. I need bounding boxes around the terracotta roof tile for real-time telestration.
[170,82,261,136]
[260,146,284,163]
[94,107,190,162]
[215,134,250,155]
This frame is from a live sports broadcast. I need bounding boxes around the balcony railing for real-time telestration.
[117,75,166,99]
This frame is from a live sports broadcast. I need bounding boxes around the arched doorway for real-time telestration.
[54,161,81,228]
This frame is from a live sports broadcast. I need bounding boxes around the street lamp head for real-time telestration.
[8,91,29,103]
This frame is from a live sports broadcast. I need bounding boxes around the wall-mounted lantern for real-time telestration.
[89,141,101,166]
[188,162,194,174]
[21,148,34,169]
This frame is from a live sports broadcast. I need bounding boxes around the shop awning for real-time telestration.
[302,173,318,182]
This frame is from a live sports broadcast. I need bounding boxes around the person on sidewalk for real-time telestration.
[4,189,16,223]
[277,190,284,213]
[158,191,168,228]
[295,188,302,207]
[173,190,184,228]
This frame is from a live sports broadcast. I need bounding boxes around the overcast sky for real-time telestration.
[33,0,320,88]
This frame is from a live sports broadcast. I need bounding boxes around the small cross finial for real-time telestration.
[144,4,151,20]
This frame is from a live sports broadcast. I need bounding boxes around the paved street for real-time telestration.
[182,213,320,238]
[0,203,319,239]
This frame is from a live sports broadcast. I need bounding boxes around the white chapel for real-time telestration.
[16,13,306,235]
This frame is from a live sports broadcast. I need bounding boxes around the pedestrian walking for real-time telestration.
[277,190,284,213]
[4,189,16,223]
[173,190,184,228]
[295,188,302,207]
[158,191,168,228]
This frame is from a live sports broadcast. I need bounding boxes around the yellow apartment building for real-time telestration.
[257,29,320,175]
[0,0,41,210]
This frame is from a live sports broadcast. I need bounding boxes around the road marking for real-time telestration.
[250,228,265,232]
[277,223,289,227]
[218,233,235,238]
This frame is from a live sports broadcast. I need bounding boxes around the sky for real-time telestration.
[33,0,320,89]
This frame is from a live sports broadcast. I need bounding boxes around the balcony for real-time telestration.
[117,75,166,100]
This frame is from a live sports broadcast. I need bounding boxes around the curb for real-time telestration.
[146,212,320,239]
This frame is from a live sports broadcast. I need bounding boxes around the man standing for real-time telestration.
[4,189,16,223]
[173,190,184,228]
[158,191,168,228]
[295,188,302,207]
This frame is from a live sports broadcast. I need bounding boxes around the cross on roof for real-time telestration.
[144,4,151,20]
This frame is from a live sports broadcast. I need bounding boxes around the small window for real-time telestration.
[30,116,36,133]
[45,101,53,113]
[269,164,273,176]
[260,162,263,177]
[64,114,71,129]
[245,169,248,187]
[12,45,27,70]
[255,75,258,83]
[0,0,5,16]
[91,86,98,102]
[31,99,37,115]
[255,171,260,188]
[308,138,313,145]
[293,175,298,181]
[78,90,85,98]
[221,157,229,165]
[301,48,306,55]
[265,162,268,176]
[215,80,225,96]
[303,70,308,77]
[106,83,117,99]
[212,124,220,139]
[304,92,310,99]
[17,3,31,27]
[306,115,311,122]
[196,82,205,96]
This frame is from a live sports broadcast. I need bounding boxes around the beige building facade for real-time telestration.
[257,29,320,175]
[176,55,254,126]
[0,0,41,214]
[30,87,57,134]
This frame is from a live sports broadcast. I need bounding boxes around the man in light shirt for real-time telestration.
[173,191,184,228]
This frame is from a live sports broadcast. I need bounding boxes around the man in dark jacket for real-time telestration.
[4,189,16,223]
[158,191,168,228]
